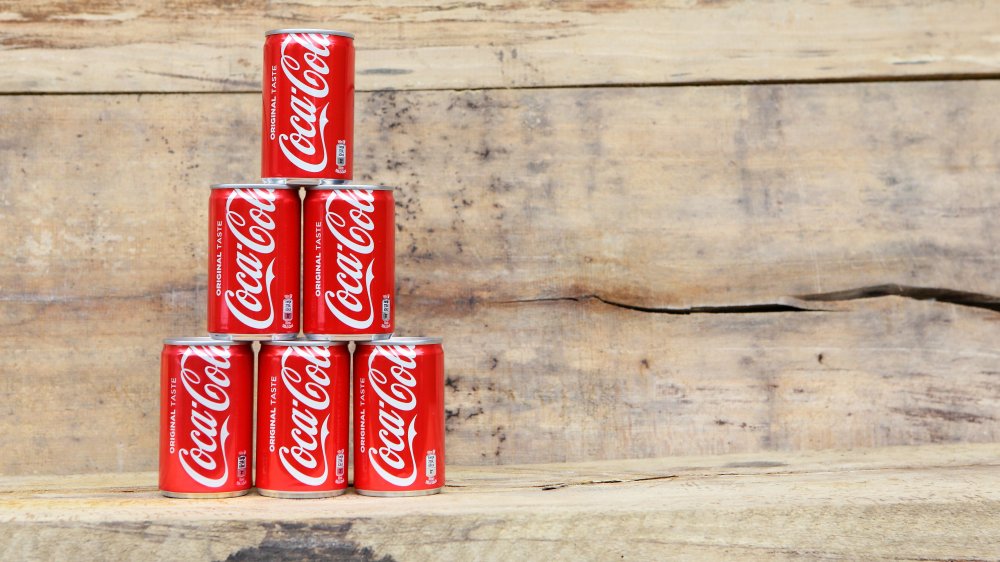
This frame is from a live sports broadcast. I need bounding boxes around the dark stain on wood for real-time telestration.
[723,460,787,468]
[892,407,995,424]
[492,425,507,458]
[359,68,413,75]
[225,521,396,562]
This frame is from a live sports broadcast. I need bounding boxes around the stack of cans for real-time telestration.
[159,29,445,499]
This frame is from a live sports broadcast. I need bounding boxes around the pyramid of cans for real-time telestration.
[159,29,445,499]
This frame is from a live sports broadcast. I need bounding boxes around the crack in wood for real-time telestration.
[3,72,1000,97]
[502,284,1000,314]
[538,474,677,491]
[796,284,1000,313]
[500,295,817,314]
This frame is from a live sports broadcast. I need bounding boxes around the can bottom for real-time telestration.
[257,488,348,499]
[161,489,250,499]
[262,177,349,186]
[209,332,298,342]
[305,333,392,342]
[355,487,443,498]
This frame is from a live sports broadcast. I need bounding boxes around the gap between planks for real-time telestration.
[1,72,1000,97]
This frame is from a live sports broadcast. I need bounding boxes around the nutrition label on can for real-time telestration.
[336,140,347,168]
[336,449,346,483]
[425,449,437,485]
[282,294,294,328]
[237,451,248,486]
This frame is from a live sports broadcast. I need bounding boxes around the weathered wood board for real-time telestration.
[1,0,999,481]
[1,80,998,475]
[1,1,999,93]
[1,292,997,474]
[3,444,1000,560]
[1,82,998,308]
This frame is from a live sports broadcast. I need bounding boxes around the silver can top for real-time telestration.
[265,29,354,39]
[163,336,251,346]
[306,183,394,192]
[359,336,443,346]
[261,339,348,347]
[211,182,297,190]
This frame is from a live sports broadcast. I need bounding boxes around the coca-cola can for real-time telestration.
[255,340,351,498]
[262,29,355,184]
[208,183,300,341]
[303,185,394,341]
[354,337,445,496]
[159,338,254,498]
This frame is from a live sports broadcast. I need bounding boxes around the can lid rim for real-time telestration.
[265,29,355,39]
[261,340,349,347]
[163,337,251,346]
[306,184,394,192]
[211,183,297,190]
[358,336,443,346]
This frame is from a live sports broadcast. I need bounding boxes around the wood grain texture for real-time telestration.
[1,293,998,475]
[2,445,1000,560]
[2,83,998,309]
[1,81,998,475]
[2,1,1000,93]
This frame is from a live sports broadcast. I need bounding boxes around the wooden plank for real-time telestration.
[1,83,998,309]
[2,1,999,93]
[1,292,997,475]
[2,445,1000,560]
[1,81,999,475]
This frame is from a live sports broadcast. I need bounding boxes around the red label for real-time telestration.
[304,188,394,338]
[208,187,300,336]
[255,343,350,494]
[354,343,445,493]
[262,32,354,181]
[159,344,254,495]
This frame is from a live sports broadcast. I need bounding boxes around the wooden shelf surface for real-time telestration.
[2,444,999,560]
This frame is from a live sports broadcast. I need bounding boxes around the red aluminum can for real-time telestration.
[262,29,355,184]
[354,337,445,496]
[208,183,300,340]
[304,186,395,341]
[159,338,254,498]
[255,340,351,498]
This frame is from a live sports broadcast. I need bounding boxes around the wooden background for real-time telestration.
[0,1,998,476]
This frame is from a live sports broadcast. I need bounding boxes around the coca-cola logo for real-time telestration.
[367,344,419,487]
[178,346,233,488]
[324,189,376,330]
[224,188,277,330]
[278,33,332,173]
[278,346,333,486]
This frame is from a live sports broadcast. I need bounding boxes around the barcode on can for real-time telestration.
[336,140,347,167]
[381,295,391,323]
[282,295,293,323]
[426,450,437,478]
